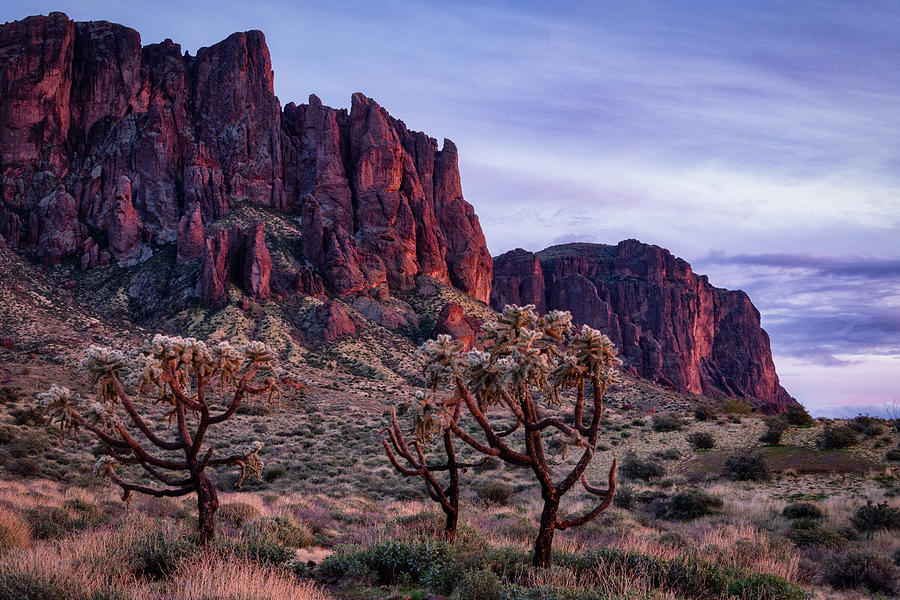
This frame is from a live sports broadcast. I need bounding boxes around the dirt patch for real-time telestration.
[679,445,877,482]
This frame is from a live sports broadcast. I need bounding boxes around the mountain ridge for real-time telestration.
[0,12,793,411]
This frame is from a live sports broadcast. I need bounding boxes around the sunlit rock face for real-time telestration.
[0,12,492,304]
[492,241,794,412]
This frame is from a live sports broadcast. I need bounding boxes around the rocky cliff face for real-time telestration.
[492,241,793,411]
[0,12,491,304]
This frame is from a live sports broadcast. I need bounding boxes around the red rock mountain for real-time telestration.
[491,242,794,411]
[0,12,492,304]
[0,13,792,410]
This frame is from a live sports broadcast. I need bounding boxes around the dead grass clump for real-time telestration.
[0,507,30,552]
[158,556,335,600]
[220,502,263,528]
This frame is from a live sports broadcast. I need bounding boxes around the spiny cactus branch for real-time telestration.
[556,459,617,530]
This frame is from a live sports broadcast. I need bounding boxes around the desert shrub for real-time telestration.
[657,489,723,520]
[727,573,809,600]
[226,535,294,566]
[850,500,900,534]
[245,515,314,548]
[893,548,900,566]
[822,550,900,595]
[318,539,454,585]
[652,413,684,432]
[726,414,743,424]
[782,502,823,520]
[886,448,900,461]
[478,546,532,578]
[620,454,666,481]
[631,418,646,426]
[693,404,718,421]
[456,568,502,600]
[0,507,30,552]
[686,431,716,450]
[847,415,884,437]
[573,548,730,598]
[132,529,196,579]
[788,521,848,549]
[4,457,40,477]
[651,448,682,461]
[23,506,83,540]
[817,425,858,449]
[263,466,286,482]
[613,485,635,509]
[721,398,752,415]
[63,498,103,526]
[476,481,513,505]
[760,418,786,444]
[782,403,814,427]
[10,406,45,426]
[722,451,769,482]
[218,502,262,528]
[0,572,69,600]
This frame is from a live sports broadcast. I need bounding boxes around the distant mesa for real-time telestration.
[491,241,795,411]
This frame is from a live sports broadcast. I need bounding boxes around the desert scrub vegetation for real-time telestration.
[817,424,858,449]
[36,335,279,544]
[722,451,770,482]
[686,431,716,450]
[383,305,621,567]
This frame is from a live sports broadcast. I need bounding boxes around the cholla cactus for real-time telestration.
[406,304,620,567]
[37,335,279,545]
[382,389,487,542]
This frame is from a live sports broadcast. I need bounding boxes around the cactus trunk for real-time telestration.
[533,490,559,568]
[196,473,219,545]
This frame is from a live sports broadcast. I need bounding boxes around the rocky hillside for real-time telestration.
[491,242,794,411]
[0,12,491,308]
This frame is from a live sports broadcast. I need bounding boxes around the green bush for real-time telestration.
[847,415,884,437]
[782,403,814,427]
[0,573,69,600]
[782,502,823,520]
[131,529,195,579]
[476,481,514,505]
[822,550,899,595]
[613,485,635,509]
[693,404,718,421]
[651,448,682,461]
[244,516,314,548]
[886,448,900,461]
[727,573,809,600]
[318,540,454,585]
[227,535,294,566]
[620,454,666,481]
[652,413,684,432]
[456,568,502,600]
[686,431,716,450]
[721,398,752,415]
[24,506,82,540]
[817,425,857,449]
[760,418,786,444]
[787,521,847,549]
[63,498,103,526]
[850,500,900,534]
[655,489,723,520]
[722,452,769,482]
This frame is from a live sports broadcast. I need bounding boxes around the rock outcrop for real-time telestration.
[199,222,272,308]
[491,241,793,411]
[0,12,492,306]
[435,301,482,350]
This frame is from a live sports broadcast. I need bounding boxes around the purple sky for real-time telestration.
[8,1,900,416]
